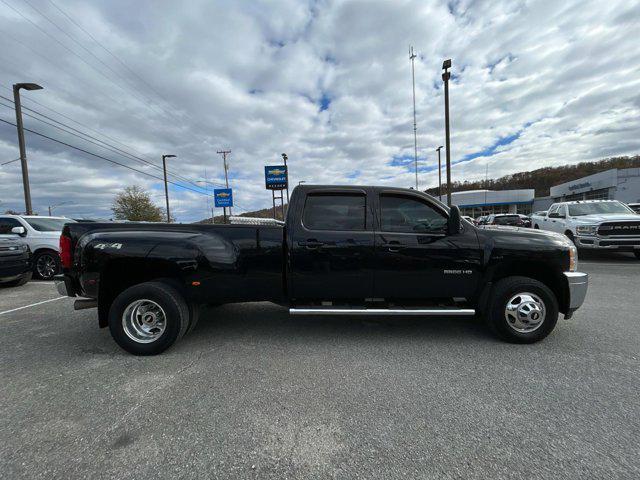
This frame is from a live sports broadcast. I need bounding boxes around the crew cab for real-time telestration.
[534,200,640,258]
[0,215,76,279]
[56,185,588,355]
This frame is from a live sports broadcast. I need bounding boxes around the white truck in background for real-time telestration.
[533,200,640,258]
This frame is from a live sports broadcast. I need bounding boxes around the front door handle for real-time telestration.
[382,241,405,252]
[298,239,324,249]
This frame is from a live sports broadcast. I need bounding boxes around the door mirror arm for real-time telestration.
[448,205,462,234]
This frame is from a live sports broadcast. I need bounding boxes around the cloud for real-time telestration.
[0,0,638,221]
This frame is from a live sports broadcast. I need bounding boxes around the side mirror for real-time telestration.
[448,205,462,234]
[11,226,26,236]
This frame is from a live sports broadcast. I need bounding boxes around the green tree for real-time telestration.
[111,185,165,222]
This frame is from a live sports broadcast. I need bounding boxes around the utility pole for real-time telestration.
[13,83,43,215]
[161,154,176,222]
[281,153,289,208]
[442,59,452,206]
[436,146,443,200]
[409,47,419,190]
[217,150,232,219]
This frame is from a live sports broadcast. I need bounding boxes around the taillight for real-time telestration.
[59,235,72,269]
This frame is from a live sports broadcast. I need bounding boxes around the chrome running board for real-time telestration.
[289,308,475,316]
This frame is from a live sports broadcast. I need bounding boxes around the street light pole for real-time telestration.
[13,83,43,215]
[409,46,419,190]
[162,154,176,223]
[442,59,452,207]
[281,153,289,207]
[436,146,443,200]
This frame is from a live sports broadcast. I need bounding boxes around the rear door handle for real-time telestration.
[298,239,324,249]
[382,241,405,252]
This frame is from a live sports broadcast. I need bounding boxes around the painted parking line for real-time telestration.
[0,297,66,316]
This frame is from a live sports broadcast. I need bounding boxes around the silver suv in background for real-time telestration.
[0,215,76,279]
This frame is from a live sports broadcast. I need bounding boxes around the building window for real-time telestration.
[585,188,610,200]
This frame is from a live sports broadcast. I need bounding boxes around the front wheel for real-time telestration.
[486,276,559,343]
[108,281,190,355]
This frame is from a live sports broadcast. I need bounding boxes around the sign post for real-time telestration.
[214,188,233,223]
[264,165,288,220]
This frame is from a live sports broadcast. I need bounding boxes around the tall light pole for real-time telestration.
[13,83,43,215]
[409,46,419,190]
[217,150,231,219]
[442,59,452,206]
[162,154,176,222]
[436,146,443,200]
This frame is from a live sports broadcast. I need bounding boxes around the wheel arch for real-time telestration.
[97,258,188,328]
[479,261,569,315]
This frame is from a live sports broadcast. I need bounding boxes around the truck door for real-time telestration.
[288,189,375,303]
[373,192,481,301]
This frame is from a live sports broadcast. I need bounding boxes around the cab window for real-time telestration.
[303,193,366,231]
[380,195,447,234]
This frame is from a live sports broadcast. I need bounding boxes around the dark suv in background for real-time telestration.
[0,238,32,287]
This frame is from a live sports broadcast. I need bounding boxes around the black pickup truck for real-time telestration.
[56,185,588,355]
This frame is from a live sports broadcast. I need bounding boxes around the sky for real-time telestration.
[0,0,639,222]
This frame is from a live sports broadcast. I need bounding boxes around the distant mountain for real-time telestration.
[424,155,640,197]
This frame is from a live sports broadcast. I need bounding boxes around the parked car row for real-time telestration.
[473,213,532,228]
[0,215,77,283]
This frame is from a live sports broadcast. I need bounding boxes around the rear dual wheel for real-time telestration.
[108,281,197,355]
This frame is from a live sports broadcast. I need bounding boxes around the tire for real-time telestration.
[108,281,190,355]
[534,225,539,229]
[634,250,640,260]
[33,251,60,280]
[2,271,32,287]
[486,276,559,344]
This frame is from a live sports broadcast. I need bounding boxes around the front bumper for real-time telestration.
[564,272,588,312]
[575,234,640,250]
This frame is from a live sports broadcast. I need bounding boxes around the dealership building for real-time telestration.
[438,189,535,217]
[548,168,640,204]
[438,168,640,217]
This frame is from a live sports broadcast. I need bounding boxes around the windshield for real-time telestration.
[24,218,75,232]
[567,202,634,216]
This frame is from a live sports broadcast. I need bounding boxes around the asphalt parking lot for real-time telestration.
[1,252,639,479]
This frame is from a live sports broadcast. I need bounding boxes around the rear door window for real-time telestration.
[303,193,366,231]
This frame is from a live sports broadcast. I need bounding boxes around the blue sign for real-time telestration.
[214,188,233,208]
[265,165,288,190]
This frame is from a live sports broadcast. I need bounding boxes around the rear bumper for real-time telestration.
[54,274,76,297]
[564,272,588,312]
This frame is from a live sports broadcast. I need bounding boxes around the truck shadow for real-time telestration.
[191,302,492,345]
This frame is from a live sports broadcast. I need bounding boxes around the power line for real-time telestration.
[1,158,20,166]
[0,0,164,115]
[0,93,213,189]
[0,118,250,213]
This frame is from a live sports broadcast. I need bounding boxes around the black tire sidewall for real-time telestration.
[488,277,559,343]
[33,251,60,280]
[108,282,188,355]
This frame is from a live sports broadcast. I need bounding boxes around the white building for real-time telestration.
[549,168,640,203]
[438,189,535,217]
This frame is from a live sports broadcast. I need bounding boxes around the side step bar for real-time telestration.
[289,308,475,316]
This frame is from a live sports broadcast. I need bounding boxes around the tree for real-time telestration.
[111,185,165,222]
[3,209,21,215]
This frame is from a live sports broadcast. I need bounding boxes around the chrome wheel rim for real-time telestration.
[36,254,57,279]
[504,292,546,333]
[122,299,167,343]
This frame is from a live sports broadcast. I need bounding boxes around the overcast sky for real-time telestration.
[1,0,639,221]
